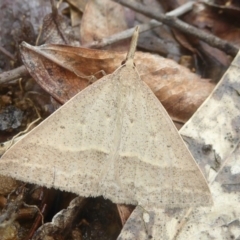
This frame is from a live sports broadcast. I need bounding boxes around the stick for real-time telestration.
[112,0,238,56]
[0,66,29,84]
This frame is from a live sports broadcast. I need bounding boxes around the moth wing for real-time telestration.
[0,72,123,198]
[105,65,212,208]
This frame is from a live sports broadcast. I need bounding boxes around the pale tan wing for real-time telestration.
[0,69,134,202]
[0,61,211,208]
[99,63,212,208]
[0,62,212,207]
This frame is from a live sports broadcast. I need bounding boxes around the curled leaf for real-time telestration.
[20,43,214,123]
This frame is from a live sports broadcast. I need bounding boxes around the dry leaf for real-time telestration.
[20,42,120,103]
[176,48,240,239]
[117,204,135,226]
[20,42,214,123]
[69,6,82,28]
[36,2,77,45]
[65,0,88,12]
[80,0,132,50]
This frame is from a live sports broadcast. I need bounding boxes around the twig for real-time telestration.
[0,46,15,60]
[112,0,239,56]
[166,2,193,17]
[85,2,193,49]
[25,203,47,240]
[0,65,29,84]
[84,21,162,48]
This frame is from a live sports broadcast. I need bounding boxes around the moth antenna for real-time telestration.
[126,26,139,62]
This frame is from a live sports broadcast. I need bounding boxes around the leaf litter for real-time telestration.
[1,0,240,239]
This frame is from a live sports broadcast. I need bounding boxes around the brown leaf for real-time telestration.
[20,42,124,103]
[80,0,133,50]
[66,0,88,12]
[116,204,135,226]
[20,43,215,123]
[139,54,215,122]
[36,2,77,46]
[69,6,82,29]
